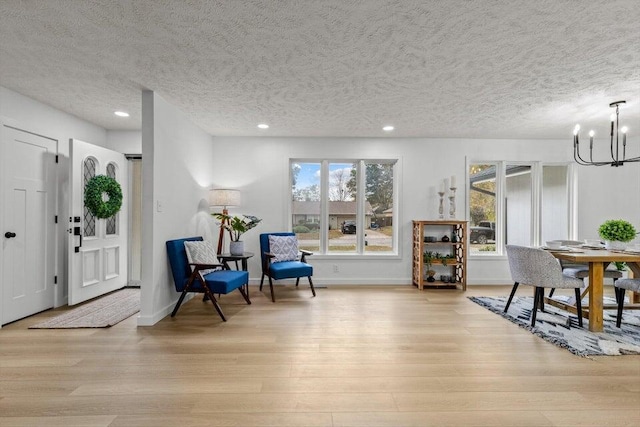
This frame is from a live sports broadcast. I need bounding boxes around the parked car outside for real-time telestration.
[470,221,495,244]
[341,220,356,234]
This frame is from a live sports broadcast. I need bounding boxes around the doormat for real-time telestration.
[30,288,140,329]
[469,296,640,357]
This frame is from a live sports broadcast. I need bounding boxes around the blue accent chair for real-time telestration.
[166,236,250,321]
[259,232,316,302]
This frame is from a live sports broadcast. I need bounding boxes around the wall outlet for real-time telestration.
[332,264,339,273]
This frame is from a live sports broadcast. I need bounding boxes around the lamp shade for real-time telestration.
[209,189,241,207]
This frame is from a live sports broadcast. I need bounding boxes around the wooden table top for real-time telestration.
[549,249,640,263]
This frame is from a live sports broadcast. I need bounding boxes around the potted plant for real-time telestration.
[423,251,436,282]
[213,213,261,255]
[598,219,637,250]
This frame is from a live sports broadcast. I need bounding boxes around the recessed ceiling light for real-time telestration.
[114,111,130,117]
[257,123,269,129]
[382,125,394,131]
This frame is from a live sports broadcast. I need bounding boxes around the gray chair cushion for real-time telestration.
[615,278,640,292]
[563,267,623,280]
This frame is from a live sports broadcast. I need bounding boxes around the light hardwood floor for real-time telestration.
[1,285,639,427]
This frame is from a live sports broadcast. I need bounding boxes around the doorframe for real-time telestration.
[0,121,60,327]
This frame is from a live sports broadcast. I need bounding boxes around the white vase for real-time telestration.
[229,240,244,255]
[604,240,626,251]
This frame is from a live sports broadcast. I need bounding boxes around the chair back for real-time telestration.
[259,232,296,271]
[505,245,565,287]
[166,236,203,291]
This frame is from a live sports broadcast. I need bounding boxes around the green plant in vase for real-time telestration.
[598,219,637,250]
[423,251,436,282]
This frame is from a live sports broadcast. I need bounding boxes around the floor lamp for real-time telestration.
[210,189,241,255]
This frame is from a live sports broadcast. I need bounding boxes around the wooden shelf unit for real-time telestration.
[412,220,468,290]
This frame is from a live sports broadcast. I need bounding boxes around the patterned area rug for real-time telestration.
[30,288,140,329]
[469,296,640,357]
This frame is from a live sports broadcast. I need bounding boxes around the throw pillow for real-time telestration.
[269,235,299,263]
[184,240,219,275]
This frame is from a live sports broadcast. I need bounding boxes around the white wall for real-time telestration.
[106,130,142,155]
[138,91,218,326]
[210,137,619,286]
[0,86,108,307]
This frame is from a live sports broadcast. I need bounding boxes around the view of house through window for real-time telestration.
[291,159,396,254]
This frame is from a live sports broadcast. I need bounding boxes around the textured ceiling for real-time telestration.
[1,0,639,139]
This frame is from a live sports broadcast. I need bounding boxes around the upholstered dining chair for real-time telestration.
[614,278,640,327]
[166,236,251,321]
[259,232,316,302]
[547,240,622,298]
[505,245,583,327]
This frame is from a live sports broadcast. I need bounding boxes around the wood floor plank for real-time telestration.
[0,285,638,427]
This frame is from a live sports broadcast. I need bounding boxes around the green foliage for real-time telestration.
[293,225,311,234]
[598,219,637,242]
[614,262,627,271]
[478,244,496,252]
[84,175,123,219]
[213,213,261,242]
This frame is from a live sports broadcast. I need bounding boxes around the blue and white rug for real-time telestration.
[469,296,640,357]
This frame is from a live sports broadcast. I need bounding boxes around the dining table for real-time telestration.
[548,248,640,332]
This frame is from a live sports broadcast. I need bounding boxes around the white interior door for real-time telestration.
[68,139,128,305]
[1,126,57,325]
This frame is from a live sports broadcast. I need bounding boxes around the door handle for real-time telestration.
[4,232,16,238]
[73,226,82,252]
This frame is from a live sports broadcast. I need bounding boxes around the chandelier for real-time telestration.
[573,100,638,166]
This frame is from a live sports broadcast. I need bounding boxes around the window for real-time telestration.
[83,157,97,237]
[106,162,118,235]
[291,159,397,255]
[468,161,573,255]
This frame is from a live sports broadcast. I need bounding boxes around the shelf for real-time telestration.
[413,220,467,291]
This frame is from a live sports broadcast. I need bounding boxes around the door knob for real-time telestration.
[5,232,16,238]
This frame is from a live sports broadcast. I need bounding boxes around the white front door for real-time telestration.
[68,139,128,305]
[1,126,57,325]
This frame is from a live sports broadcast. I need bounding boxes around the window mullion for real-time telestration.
[356,161,366,253]
[320,160,329,254]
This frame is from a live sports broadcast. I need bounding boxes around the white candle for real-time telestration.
[439,181,445,193]
[450,175,456,188]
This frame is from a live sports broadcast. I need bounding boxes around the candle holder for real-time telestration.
[438,191,445,219]
[449,187,457,218]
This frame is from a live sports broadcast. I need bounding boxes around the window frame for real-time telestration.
[466,159,576,258]
[289,158,400,258]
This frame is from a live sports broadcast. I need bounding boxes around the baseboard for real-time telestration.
[137,293,194,326]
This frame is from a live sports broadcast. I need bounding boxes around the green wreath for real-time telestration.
[84,175,123,218]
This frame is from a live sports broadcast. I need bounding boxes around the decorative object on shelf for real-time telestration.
[423,251,436,282]
[84,175,123,218]
[212,213,262,255]
[598,219,637,250]
[210,189,241,254]
[441,235,450,242]
[573,100,638,167]
[437,191,445,219]
[449,175,457,219]
[451,232,458,243]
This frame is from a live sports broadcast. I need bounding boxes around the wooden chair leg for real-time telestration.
[203,286,226,321]
[295,278,300,287]
[308,276,316,297]
[268,276,276,303]
[171,289,189,317]
[238,285,251,305]
[616,288,625,328]
[574,287,583,327]
[259,274,265,291]
[504,282,519,313]
[548,288,555,298]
